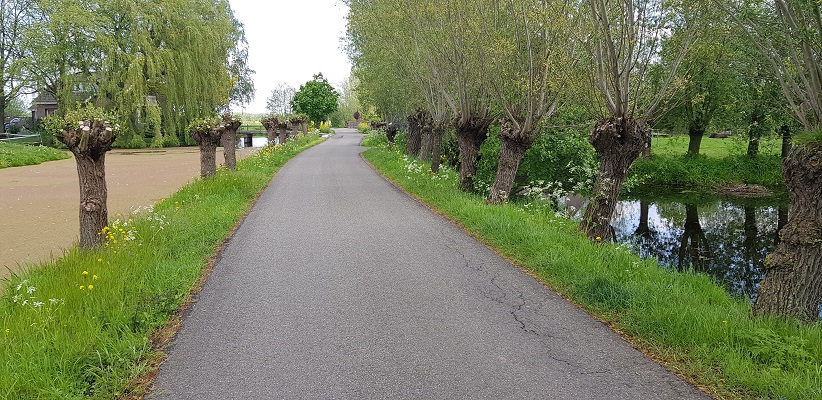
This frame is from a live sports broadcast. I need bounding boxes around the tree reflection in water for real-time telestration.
[611,194,789,300]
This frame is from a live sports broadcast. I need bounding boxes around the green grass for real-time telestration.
[0,142,70,169]
[630,136,785,191]
[362,145,821,400]
[0,134,324,399]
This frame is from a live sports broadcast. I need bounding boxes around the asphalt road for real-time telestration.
[147,129,708,399]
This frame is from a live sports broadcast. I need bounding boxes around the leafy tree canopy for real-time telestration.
[291,73,339,124]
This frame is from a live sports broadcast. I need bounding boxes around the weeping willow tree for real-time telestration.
[27,0,249,145]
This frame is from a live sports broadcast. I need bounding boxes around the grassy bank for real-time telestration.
[362,144,821,400]
[631,136,785,190]
[0,134,323,398]
[0,142,70,169]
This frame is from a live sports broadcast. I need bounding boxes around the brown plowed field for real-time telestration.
[0,147,257,281]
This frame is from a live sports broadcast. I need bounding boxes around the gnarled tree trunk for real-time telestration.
[429,120,446,173]
[454,113,491,192]
[385,124,398,148]
[405,110,424,156]
[191,127,223,178]
[221,114,242,170]
[487,119,536,204]
[753,144,822,322]
[580,117,650,241]
[58,120,117,248]
[261,117,277,145]
[418,114,434,161]
[687,125,705,156]
[277,121,289,145]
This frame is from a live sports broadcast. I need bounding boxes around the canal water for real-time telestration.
[607,192,790,301]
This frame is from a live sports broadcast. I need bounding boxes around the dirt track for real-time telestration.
[0,147,256,281]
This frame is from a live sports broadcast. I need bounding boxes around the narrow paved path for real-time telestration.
[148,129,707,399]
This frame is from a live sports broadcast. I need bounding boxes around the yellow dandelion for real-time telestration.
[3,328,9,334]
[80,285,85,290]
[97,258,103,263]
[88,285,94,291]
[93,275,99,280]
[595,236,602,241]
[82,271,89,275]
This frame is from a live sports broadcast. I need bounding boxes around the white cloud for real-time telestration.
[229,0,352,114]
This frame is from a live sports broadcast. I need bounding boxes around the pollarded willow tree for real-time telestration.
[189,117,224,178]
[407,0,496,189]
[480,0,582,203]
[578,0,699,241]
[45,105,120,248]
[716,0,822,322]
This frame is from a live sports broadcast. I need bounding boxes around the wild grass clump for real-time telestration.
[363,146,821,400]
[0,134,323,398]
[0,142,71,168]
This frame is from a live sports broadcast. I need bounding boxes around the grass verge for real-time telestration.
[0,134,324,399]
[0,142,70,169]
[362,145,821,400]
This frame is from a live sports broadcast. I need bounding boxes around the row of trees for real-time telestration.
[346,0,822,322]
[1,0,254,142]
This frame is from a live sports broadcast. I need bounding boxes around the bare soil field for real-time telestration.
[0,146,257,281]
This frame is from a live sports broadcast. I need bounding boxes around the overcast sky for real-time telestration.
[228,0,352,114]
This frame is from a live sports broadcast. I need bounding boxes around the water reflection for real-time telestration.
[611,195,790,300]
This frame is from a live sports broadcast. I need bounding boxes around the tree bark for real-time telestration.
[277,121,289,145]
[261,117,277,145]
[75,153,108,248]
[191,128,222,178]
[580,117,650,241]
[454,113,491,192]
[418,120,434,162]
[385,124,398,148]
[487,120,535,204]
[753,144,822,322]
[687,126,705,156]
[221,117,241,170]
[405,111,424,156]
[429,121,445,173]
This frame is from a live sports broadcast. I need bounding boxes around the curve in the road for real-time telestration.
[147,129,708,399]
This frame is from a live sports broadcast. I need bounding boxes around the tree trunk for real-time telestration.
[747,137,760,157]
[418,123,433,161]
[487,120,535,204]
[278,123,288,145]
[199,139,218,177]
[405,112,423,156]
[222,129,238,170]
[687,126,705,156]
[191,128,222,178]
[266,127,276,144]
[454,113,491,192]
[781,124,792,159]
[75,153,109,248]
[747,104,766,157]
[429,121,445,173]
[753,144,822,322]
[580,117,650,241]
[0,96,6,134]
